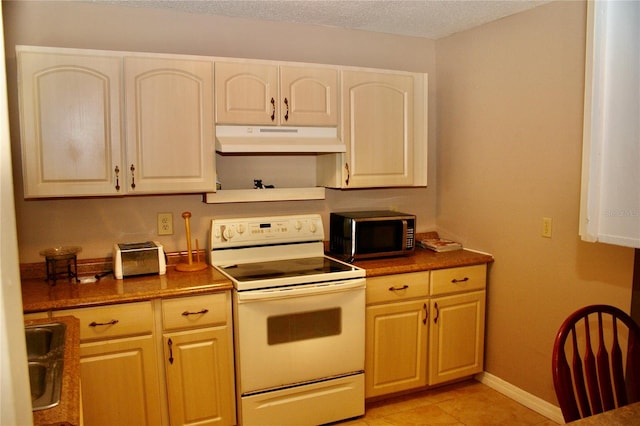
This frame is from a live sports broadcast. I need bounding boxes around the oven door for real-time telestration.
[235,278,365,394]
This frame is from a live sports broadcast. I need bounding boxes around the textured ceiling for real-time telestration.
[94,0,552,39]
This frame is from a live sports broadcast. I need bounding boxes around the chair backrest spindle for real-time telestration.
[553,305,640,422]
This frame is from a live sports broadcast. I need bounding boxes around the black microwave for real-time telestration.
[329,211,416,262]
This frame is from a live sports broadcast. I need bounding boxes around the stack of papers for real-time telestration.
[418,238,463,252]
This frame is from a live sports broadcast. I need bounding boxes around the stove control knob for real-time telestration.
[309,221,318,233]
[222,227,234,240]
[237,224,246,234]
[294,221,303,231]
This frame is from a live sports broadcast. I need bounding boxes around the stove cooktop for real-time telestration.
[221,257,355,281]
[209,214,365,290]
[216,256,364,290]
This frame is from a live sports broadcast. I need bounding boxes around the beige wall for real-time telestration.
[2,0,436,263]
[436,0,635,404]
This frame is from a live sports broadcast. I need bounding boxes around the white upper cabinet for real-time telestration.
[318,70,427,188]
[16,46,215,198]
[280,65,338,126]
[17,46,427,199]
[124,56,215,194]
[215,61,338,126]
[17,47,124,197]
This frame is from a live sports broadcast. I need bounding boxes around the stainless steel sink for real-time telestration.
[25,323,66,411]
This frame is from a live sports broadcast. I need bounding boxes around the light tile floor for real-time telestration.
[337,380,559,426]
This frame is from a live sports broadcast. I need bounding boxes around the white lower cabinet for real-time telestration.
[52,301,162,426]
[428,290,486,385]
[427,265,487,386]
[161,293,236,426]
[365,272,429,398]
[52,292,235,426]
[78,333,162,425]
[365,264,487,399]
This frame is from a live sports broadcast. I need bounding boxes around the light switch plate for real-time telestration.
[542,217,552,238]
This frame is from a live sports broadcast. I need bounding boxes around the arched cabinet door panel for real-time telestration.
[124,56,215,194]
[17,48,123,197]
[215,61,337,126]
[317,69,427,189]
[17,47,216,197]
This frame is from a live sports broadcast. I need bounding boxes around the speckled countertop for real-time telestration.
[21,263,232,313]
[352,247,493,277]
[21,245,493,313]
[25,316,81,426]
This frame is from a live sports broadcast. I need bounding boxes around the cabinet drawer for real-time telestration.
[53,301,153,341]
[161,292,228,331]
[23,311,50,320]
[366,272,429,305]
[430,264,486,296]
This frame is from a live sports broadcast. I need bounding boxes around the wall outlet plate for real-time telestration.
[158,213,173,235]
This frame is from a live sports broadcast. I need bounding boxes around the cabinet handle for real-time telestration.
[130,164,136,189]
[345,163,350,186]
[388,285,409,292]
[88,319,119,327]
[114,166,120,191]
[452,277,469,283]
[168,338,174,364]
[423,303,428,325]
[284,97,289,121]
[270,97,276,121]
[182,308,209,316]
[434,302,439,324]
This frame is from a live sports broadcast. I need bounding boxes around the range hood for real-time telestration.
[215,125,345,153]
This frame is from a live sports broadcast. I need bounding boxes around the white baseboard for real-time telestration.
[475,372,565,424]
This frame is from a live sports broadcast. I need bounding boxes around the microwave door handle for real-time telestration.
[237,279,365,302]
[403,219,408,246]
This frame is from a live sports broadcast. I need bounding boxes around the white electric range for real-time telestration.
[209,214,366,425]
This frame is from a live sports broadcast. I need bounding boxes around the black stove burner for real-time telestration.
[222,256,356,283]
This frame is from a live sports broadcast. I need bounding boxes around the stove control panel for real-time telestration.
[210,214,324,248]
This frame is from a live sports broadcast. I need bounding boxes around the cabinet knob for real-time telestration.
[181,308,209,316]
[89,319,119,327]
[284,97,289,121]
[423,303,428,325]
[345,163,350,186]
[114,166,120,191]
[270,97,276,121]
[388,285,409,292]
[168,338,174,364]
[130,164,136,189]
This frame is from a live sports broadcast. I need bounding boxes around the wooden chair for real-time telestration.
[552,304,640,422]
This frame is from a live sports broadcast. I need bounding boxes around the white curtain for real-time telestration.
[580,0,640,248]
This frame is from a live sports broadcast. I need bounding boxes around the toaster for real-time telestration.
[113,241,166,279]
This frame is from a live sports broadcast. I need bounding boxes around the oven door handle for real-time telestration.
[237,279,365,302]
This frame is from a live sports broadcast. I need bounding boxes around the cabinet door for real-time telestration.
[428,291,486,385]
[215,62,278,125]
[341,70,414,187]
[79,335,163,426]
[280,66,338,126]
[124,56,215,193]
[365,299,428,397]
[17,48,123,197]
[163,327,236,426]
